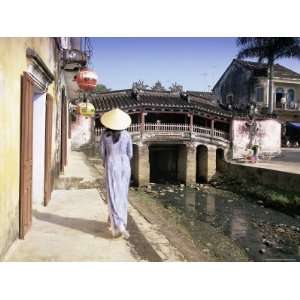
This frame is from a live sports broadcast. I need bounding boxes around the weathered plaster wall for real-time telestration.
[231,119,281,159]
[0,38,61,259]
[214,63,253,109]
[71,115,93,150]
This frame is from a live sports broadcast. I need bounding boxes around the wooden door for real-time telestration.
[44,94,53,206]
[60,89,67,172]
[19,72,33,239]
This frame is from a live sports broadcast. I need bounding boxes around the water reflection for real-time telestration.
[152,184,300,261]
[184,190,196,213]
[204,194,216,223]
[230,208,248,240]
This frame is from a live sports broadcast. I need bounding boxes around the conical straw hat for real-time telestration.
[100,108,132,130]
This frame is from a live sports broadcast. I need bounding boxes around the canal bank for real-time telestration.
[217,151,300,214]
[132,183,300,262]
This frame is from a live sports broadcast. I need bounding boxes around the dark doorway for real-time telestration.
[149,144,179,183]
[276,88,284,109]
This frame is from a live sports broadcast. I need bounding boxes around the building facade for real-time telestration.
[213,59,300,122]
[0,37,87,259]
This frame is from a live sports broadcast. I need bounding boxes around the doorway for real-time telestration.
[32,91,46,205]
[275,88,284,109]
[19,72,53,238]
[19,73,34,239]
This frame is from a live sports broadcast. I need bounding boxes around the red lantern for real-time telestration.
[74,67,98,91]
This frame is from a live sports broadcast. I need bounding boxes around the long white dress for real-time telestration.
[100,130,133,234]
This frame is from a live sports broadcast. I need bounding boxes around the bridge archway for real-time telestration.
[131,144,139,186]
[149,144,179,183]
[196,145,208,182]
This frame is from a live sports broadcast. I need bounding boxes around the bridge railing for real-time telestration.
[95,123,229,140]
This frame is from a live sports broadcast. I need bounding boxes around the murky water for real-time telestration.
[146,184,300,261]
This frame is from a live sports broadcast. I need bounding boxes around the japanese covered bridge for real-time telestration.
[91,89,232,186]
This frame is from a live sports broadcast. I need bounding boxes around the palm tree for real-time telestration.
[236,37,300,113]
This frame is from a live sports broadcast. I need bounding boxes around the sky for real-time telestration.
[90,37,300,92]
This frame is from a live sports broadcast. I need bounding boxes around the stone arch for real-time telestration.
[149,144,179,183]
[196,144,208,182]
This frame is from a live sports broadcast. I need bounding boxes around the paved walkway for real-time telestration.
[4,189,137,262]
[233,148,300,174]
[4,151,185,262]
[4,151,137,262]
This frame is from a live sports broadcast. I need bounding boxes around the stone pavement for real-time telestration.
[233,148,300,174]
[4,150,185,262]
[4,189,137,262]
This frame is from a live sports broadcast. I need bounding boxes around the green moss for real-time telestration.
[214,174,300,215]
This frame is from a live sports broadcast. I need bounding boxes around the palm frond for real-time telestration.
[237,46,264,60]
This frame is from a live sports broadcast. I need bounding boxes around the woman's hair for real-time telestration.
[105,128,122,144]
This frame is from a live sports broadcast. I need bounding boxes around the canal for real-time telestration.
[138,183,300,261]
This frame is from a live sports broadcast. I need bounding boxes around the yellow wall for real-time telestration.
[0,38,59,258]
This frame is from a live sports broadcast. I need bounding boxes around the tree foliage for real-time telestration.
[95,84,111,92]
[237,37,300,63]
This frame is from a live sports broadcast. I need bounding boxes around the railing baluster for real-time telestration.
[119,122,229,141]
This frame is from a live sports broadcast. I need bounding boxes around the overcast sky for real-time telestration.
[91,37,300,91]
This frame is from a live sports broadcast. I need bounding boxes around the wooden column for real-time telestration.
[211,119,215,138]
[189,113,194,132]
[141,112,147,134]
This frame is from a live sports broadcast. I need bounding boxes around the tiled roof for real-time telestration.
[90,89,232,118]
[236,59,300,79]
[187,91,216,101]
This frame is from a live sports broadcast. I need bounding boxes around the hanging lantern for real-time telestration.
[76,102,96,117]
[74,67,98,91]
